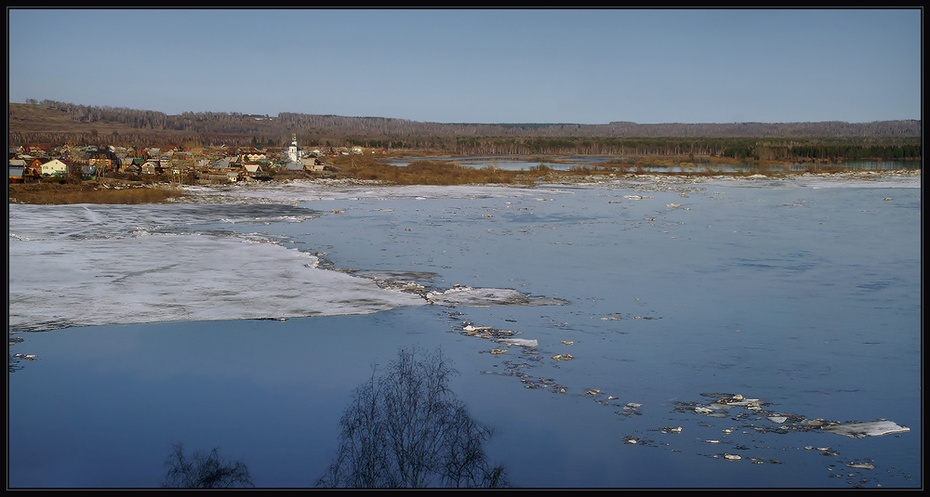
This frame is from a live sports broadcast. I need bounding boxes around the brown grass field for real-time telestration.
[8,181,187,205]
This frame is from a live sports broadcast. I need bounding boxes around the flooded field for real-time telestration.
[8,172,921,488]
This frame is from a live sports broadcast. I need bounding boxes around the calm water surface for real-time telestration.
[8,175,921,488]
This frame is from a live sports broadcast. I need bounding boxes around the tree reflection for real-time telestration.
[317,347,509,488]
[162,442,254,488]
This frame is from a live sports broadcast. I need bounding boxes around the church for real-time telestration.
[286,134,299,164]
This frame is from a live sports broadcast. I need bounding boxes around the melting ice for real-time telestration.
[8,201,426,332]
[8,182,563,333]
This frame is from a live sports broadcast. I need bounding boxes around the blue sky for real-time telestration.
[7,8,922,124]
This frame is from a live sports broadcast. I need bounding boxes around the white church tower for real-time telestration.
[287,134,299,164]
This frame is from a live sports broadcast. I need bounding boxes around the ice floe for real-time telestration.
[8,203,425,333]
[676,393,909,439]
[426,285,568,307]
[495,338,539,347]
[822,420,911,439]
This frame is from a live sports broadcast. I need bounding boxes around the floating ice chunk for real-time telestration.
[822,420,910,438]
[495,338,538,347]
[768,416,788,424]
[426,286,567,307]
[463,324,495,333]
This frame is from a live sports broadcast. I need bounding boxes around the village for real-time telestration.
[7,135,376,185]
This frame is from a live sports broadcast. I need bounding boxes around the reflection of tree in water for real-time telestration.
[162,442,254,488]
[317,347,509,488]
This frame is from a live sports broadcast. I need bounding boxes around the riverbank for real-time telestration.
[8,180,188,204]
[8,167,920,205]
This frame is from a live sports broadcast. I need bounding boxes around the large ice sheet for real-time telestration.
[8,203,424,332]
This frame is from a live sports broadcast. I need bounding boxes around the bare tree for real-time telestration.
[162,442,254,488]
[317,347,508,488]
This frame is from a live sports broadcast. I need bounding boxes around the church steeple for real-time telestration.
[287,134,299,163]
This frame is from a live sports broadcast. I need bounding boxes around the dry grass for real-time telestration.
[331,155,531,185]
[328,154,871,185]
[8,157,881,206]
[9,181,187,205]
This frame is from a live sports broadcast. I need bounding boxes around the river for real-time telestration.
[8,172,921,488]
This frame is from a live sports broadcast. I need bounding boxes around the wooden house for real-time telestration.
[141,160,162,175]
[28,158,46,174]
[9,166,26,183]
[41,159,69,176]
[118,158,145,173]
[89,149,120,172]
[301,157,324,171]
[241,151,267,162]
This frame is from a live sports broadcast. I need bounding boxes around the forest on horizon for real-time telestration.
[9,100,922,161]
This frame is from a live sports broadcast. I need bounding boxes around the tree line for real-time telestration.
[11,100,922,160]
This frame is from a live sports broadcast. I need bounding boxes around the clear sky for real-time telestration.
[7,7,923,124]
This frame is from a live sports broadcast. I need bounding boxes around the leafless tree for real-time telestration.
[162,442,254,488]
[317,347,508,488]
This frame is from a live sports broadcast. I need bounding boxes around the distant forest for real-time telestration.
[9,100,922,161]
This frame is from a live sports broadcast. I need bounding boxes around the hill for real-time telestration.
[8,100,922,157]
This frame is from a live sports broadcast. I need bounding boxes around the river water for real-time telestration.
[8,173,921,488]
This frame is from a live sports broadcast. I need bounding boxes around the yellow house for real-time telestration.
[41,159,69,176]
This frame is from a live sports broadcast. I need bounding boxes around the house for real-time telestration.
[41,159,69,176]
[120,157,144,171]
[241,151,267,162]
[141,160,162,175]
[301,157,324,171]
[210,159,232,171]
[9,166,25,183]
[89,149,120,172]
[29,158,46,173]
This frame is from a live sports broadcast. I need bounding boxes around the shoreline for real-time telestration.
[7,168,921,205]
